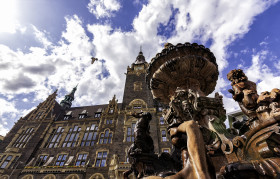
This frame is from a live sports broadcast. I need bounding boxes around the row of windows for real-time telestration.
[12,116,166,149]
[63,112,102,120]
[45,125,113,148]
[34,151,107,167]
[63,107,116,121]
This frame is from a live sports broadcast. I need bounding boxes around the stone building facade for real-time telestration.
[0,51,172,179]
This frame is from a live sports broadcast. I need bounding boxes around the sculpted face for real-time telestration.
[227,69,248,85]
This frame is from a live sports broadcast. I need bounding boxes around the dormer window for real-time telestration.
[64,111,72,120]
[79,110,87,119]
[95,113,101,118]
[109,108,114,114]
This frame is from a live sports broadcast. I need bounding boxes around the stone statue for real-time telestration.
[220,69,280,178]
[124,112,154,179]
[227,69,259,119]
[129,112,154,154]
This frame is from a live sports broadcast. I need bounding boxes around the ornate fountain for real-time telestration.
[126,42,280,179]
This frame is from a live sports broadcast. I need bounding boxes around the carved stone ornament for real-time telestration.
[124,43,280,179]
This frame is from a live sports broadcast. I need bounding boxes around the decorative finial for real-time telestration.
[140,45,142,52]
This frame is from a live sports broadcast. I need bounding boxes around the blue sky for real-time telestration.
[0,0,280,135]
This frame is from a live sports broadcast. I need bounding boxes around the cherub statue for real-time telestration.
[227,69,259,119]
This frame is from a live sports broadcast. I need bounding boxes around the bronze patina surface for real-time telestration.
[125,43,280,179]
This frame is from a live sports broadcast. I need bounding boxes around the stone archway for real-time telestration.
[0,175,9,179]
[42,174,56,179]
[89,173,105,179]
[65,174,80,179]
[21,175,34,179]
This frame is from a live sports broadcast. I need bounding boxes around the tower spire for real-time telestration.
[60,85,78,110]
[134,46,146,64]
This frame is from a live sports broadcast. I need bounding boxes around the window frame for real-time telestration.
[45,126,64,148]
[75,153,88,166]
[62,125,81,148]
[99,129,113,144]
[126,123,136,142]
[94,151,108,167]
[161,130,167,142]
[81,124,98,147]
[55,154,68,166]
[35,154,49,166]
[0,155,13,169]
[13,127,35,148]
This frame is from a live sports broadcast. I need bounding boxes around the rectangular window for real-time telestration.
[8,156,19,169]
[160,117,165,124]
[0,155,12,169]
[13,128,34,148]
[64,116,69,120]
[94,113,101,118]
[79,114,86,119]
[106,119,113,124]
[45,127,64,148]
[35,111,44,120]
[133,105,141,109]
[75,154,88,166]
[109,108,114,113]
[81,124,98,147]
[62,126,80,148]
[35,155,48,166]
[95,151,107,167]
[126,123,135,142]
[158,107,163,112]
[162,130,167,141]
[55,154,67,166]
[162,149,170,153]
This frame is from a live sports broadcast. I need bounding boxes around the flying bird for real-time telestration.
[91,57,98,64]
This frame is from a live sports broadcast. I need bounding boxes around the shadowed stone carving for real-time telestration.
[124,43,280,179]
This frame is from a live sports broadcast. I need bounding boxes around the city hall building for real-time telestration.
[0,51,172,179]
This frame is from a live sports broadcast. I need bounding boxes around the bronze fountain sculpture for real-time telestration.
[124,42,280,179]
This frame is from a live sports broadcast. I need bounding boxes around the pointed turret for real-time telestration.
[60,85,77,110]
[24,90,58,121]
[134,46,146,64]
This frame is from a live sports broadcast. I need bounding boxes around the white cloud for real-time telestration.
[88,0,121,19]
[244,49,280,94]
[32,25,52,48]
[1,0,280,136]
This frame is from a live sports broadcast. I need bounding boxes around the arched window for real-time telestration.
[99,130,112,144]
